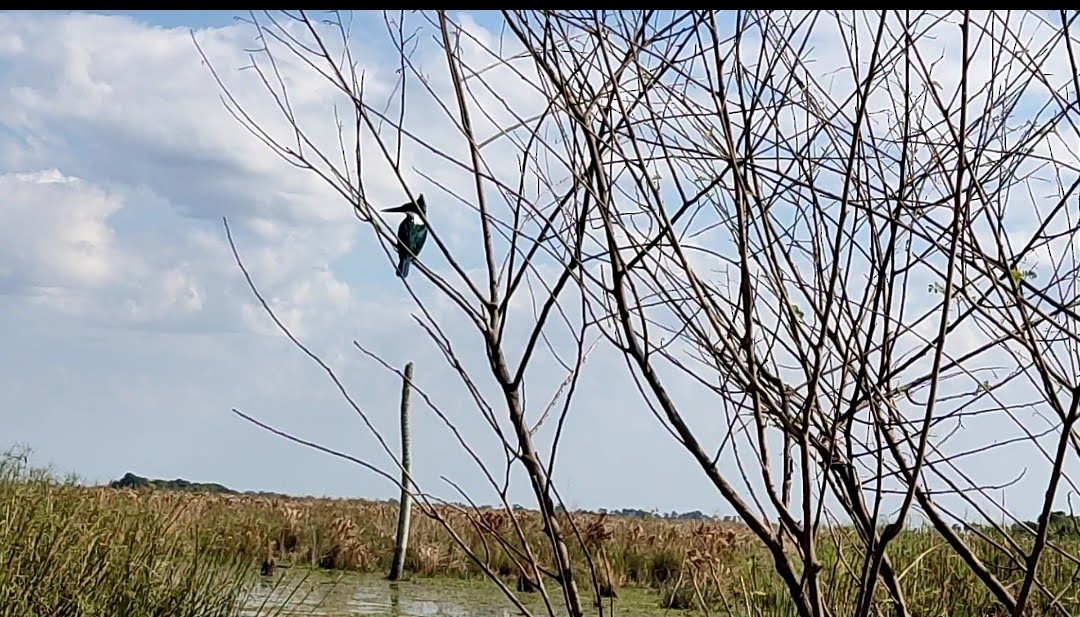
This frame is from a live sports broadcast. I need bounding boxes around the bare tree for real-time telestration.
[202,9,1080,617]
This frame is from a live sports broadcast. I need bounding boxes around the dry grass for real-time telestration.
[30,485,1080,615]
[6,444,1080,616]
[0,446,291,617]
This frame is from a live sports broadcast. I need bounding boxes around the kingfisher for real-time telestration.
[383,194,428,279]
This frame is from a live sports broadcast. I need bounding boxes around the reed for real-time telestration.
[6,444,1080,615]
[0,446,286,617]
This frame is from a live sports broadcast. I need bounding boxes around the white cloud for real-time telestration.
[0,169,127,291]
[0,11,384,342]
[0,169,221,329]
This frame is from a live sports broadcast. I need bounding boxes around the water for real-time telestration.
[241,571,678,616]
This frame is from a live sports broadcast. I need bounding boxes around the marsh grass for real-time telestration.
[5,443,1080,616]
[0,446,298,617]
[141,493,1080,616]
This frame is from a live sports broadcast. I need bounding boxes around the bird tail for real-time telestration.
[396,256,412,279]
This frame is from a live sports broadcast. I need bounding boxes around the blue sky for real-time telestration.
[69,10,505,34]
[1,10,1076,522]
[63,10,239,29]
[0,9,726,514]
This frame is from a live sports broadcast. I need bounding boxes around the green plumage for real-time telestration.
[384,194,428,279]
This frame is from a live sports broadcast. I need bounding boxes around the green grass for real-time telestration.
[0,445,292,617]
[5,443,1080,616]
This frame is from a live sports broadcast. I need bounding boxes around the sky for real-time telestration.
[1,10,1076,522]
[0,9,727,515]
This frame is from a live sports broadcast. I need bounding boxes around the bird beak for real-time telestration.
[382,203,415,214]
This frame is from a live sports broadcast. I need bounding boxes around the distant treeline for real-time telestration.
[107,473,728,521]
[107,472,288,499]
[105,474,1080,534]
[1016,510,1080,540]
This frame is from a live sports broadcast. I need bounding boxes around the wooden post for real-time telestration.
[388,362,414,581]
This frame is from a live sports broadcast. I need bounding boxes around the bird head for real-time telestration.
[383,193,426,217]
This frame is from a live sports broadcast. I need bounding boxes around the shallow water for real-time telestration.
[241,570,679,617]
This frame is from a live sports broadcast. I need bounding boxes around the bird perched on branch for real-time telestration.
[383,194,428,279]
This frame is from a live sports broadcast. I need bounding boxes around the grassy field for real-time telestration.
[0,449,285,616]
[4,447,1080,616]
